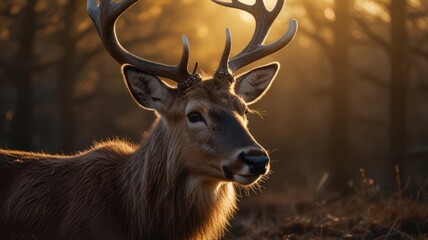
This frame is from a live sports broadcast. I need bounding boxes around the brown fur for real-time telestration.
[0,135,236,239]
[0,61,280,239]
[0,80,250,240]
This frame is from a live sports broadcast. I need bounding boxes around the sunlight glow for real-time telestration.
[291,4,307,18]
[298,36,311,48]
[182,0,196,5]
[354,0,390,22]
[0,29,10,41]
[35,1,48,12]
[416,19,428,30]
[196,24,209,38]
[324,8,335,21]
[10,5,21,15]
[77,20,91,33]
[320,28,333,43]
[239,12,253,23]
[138,5,162,21]
[354,0,383,15]
[408,0,422,8]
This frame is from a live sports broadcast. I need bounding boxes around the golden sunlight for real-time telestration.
[354,0,390,22]
[289,4,307,18]
[137,5,162,21]
[298,36,311,48]
[239,11,253,23]
[354,0,382,15]
[196,24,209,38]
[408,0,422,8]
[416,19,428,30]
[324,8,335,21]
[77,20,91,33]
[182,0,196,5]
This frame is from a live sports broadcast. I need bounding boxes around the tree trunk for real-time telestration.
[327,0,352,193]
[389,0,408,179]
[10,1,37,150]
[57,0,78,153]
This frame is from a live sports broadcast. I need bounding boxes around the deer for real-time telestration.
[0,0,297,239]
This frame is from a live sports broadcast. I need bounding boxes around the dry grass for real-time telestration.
[224,175,428,239]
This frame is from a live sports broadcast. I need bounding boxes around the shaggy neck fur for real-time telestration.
[120,118,237,240]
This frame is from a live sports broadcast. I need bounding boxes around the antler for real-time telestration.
[87,0,198,88]
[213,0,298,73]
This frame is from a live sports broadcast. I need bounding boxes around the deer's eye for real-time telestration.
[187,112,205,124]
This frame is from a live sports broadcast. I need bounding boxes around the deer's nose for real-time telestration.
[240,149,269,175]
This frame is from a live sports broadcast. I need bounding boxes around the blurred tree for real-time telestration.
[1,0,39,150]
[56,0,80,153]
[298,0,353,193]
[53,0,204,153]
[0,0,60,150]
[1,0,72,150]
[354,0,428,181]
[0,0,209,153]
[389,0,409,181]
[329,0,353,193]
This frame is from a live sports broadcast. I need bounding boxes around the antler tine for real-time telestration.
[214,28,235,83]
[212,0,298,72]
[217,28,232,73]
[230,18,297,71]
[88,0,192,83]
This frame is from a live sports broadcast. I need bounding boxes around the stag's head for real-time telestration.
[88,0,297,186]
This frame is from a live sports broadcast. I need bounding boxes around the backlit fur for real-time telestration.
[0,75,271,240]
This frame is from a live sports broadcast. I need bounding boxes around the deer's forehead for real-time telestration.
[184,87,245,112]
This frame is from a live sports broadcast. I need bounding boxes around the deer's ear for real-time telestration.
[122,64,170,110]
[234,62,279,105]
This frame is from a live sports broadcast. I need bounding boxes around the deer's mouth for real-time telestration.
[223,167,262,186]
